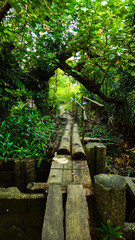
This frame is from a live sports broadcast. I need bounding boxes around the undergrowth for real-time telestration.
[0,105,56,166]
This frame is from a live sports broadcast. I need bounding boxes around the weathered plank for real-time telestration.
[125,177,135,201]
[72,161,93,196]
[80,161,91,182]
[66,185,91,240]
[72,160,82,183]
[72,123,86,160]
[42,185,64,240]
[48,161,63,184]
[62,156,73,184]
[58,123,72,155]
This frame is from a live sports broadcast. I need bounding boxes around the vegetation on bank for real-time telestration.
[0,104,57,165]
[0,0,135,169]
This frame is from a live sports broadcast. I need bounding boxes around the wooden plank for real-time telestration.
[80,160,91,182]
[72,160,91,184]
[42,185,64,240]
[72,160,82,183]
[66,185,91,240]
[72,161,93,196]
[62,156,73,184]
[48,161,63,184]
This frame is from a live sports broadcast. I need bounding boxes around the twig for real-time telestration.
[43,0,60,16]
[83,96,104,107]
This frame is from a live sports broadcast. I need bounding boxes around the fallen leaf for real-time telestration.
[53,156,68,164]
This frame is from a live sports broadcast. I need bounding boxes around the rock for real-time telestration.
[94,174,126,228]
[123,223,135,240]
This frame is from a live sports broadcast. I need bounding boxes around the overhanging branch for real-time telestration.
[0,0,11,22]
[59,61,124,105]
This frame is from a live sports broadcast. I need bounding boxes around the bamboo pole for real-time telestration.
[82,103,91,146]
[71,97,87,121]
[57,123,72,154]
[83,96,104,108]
[72,123,86,160]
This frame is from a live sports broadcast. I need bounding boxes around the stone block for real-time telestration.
[123,223,135,240]
[94,174,126,228]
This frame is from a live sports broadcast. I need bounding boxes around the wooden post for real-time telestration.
[85,142,106,181]
[72,98,74,116]
[24,159,36,187]
[82,103,91,146]
[70,97,87,125]
[81,97,84,128]
[75,103,78,122]
[14,160,25,192]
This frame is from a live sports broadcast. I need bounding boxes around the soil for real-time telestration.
[84,113,135,178]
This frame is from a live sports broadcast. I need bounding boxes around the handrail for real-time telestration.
[70,97,87,121]
[83,96,104,108]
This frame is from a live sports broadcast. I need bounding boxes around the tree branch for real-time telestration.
[59,61,124,105]
[43,0,60,16]
[100,65,110,86]
[0,0,11,22]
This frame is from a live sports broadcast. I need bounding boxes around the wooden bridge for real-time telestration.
[27,112,93,240]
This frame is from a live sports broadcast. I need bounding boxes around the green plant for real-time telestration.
[96,220,125,240]
[0,105,56,166]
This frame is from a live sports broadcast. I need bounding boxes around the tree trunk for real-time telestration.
[0,1,11,22]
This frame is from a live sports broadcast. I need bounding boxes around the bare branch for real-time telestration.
[43,0,60,16]
[100,65,110,86]
[83,96,104,107]
[0,0,11,22]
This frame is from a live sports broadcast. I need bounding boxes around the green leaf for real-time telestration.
[8,0,21,12]
[131,71,135,76]
[129,62,135,67]
[5,88,12,93]
[0,88,3,93]
[96,228,105,233]
[113,226,121,232]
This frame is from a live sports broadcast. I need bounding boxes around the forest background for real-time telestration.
[0,0,135,168]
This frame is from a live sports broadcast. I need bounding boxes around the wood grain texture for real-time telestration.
[48,161,63,184]
[58,123,72,154]
[125,177,135,201]
[72,124,86,160]
[62,156,73,184]
[42,185,64,240]
[72,161,93,196]
[66,185,91,240]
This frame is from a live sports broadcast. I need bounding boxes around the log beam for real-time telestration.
[72,123,86,160]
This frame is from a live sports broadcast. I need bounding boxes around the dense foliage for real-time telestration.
[0,105,56,165]
[0,0,135,133]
